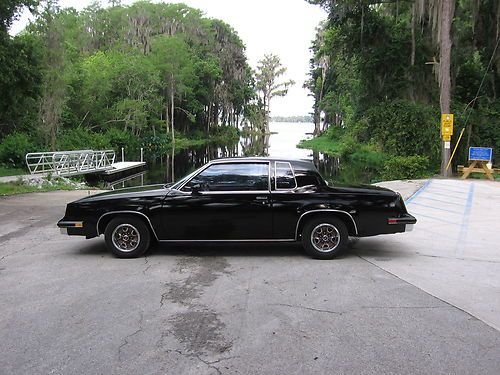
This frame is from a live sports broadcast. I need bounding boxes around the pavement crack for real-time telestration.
[118,312,144,361]
[142,256,152,274]
[159,292,168,308]
[360,305,447,309]
[273,303,343,315]
[0,246,29,263]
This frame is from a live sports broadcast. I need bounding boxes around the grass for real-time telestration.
[0,178,87,196]
[467,172,500,180]
[298,134,344,156]
[0,165,27,177]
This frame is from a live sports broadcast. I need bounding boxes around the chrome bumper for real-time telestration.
[57,221,84,235]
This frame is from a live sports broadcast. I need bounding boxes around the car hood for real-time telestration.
[75,184,169,203]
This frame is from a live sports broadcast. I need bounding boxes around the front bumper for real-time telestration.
[57,220,85,236]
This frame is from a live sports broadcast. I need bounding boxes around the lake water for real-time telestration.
[106,122,363,189]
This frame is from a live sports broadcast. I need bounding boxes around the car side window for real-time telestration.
[275,162,297,190]
[182,163,269,192]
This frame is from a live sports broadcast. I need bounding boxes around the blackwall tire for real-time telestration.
[104,216,151,258]
[301,216,348,260]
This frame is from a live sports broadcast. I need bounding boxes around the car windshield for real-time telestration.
[168,165,207,190]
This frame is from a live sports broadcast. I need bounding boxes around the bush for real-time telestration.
[0,132,36,167]
[381,155,431,181]
[211,125,240,142]
[58,128,110,151]
[142,133,172,159]
[104,128,140,155]
[357,100,441,168]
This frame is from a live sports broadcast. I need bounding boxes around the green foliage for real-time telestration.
[57,128,109,151]
[209,125,240,143]
[0,132,36,167]
[381,155,431,181]
[0,165,26,177]
[0,177,85,196]
[0,0,37,31]
[104,128,140,154]
[306,0,500,179]
[357,100,441,167]
[299,127,386,182]
[0,33,42,137]
[255,54,295,130]
[141,134,173,159]
[1,1,258,154]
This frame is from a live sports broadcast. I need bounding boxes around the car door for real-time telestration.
[157,161,273,240]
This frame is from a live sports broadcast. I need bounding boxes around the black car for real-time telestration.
[58,157,416,259]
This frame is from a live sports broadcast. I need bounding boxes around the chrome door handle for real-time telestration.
[255,196,268,200]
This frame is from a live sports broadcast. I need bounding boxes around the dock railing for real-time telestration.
[26,150,116,176]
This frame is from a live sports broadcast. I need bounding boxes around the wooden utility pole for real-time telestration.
[439,0,455,177]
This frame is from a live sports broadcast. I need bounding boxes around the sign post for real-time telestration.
[461,147,494,180]
[440,114,453,176]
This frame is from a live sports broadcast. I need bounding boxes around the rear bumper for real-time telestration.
[388,213,417,232]
[388,213,417,225]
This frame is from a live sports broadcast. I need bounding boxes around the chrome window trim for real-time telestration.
[294,209,359,239]
[275,161,297,191]
[96,210,159,241]
[198,190,270,195]
[177,160,272,193]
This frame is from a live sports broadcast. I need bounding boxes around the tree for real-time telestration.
[151,35,197,143]
[0,1,260,157]
[255,54,294,132]
[1,0,38,32]
[439,0,455,176]
[0,0,41,137]
[37,0,67,151]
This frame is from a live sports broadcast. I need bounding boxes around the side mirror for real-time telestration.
[191,183,202,195]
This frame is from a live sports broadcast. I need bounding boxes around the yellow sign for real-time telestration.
[441,113,454,139]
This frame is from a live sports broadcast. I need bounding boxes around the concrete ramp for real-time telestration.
[357,178,500,331]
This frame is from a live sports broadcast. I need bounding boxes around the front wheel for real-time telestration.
[104,216,151,258]
[301,216,348,260]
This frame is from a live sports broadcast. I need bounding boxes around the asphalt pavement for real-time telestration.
[1,184,499,375]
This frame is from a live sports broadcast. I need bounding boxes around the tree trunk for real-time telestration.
[170,87,175,144]
[165,95,169,134]
[439,0,455,177]
[409,2,416,102]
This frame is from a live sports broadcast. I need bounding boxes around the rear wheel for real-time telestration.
[104,216,150,258]
[301,216,348,259]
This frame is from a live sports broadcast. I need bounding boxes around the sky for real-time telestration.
[10,0,326,117]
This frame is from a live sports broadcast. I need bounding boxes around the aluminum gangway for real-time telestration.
[26,150,116,176]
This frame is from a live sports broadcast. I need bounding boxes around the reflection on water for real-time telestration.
[109,122,374,188]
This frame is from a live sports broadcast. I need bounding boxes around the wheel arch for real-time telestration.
[96,211,159,241]
[295,210,358,239]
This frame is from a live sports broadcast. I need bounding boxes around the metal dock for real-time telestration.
[26,150,146,178]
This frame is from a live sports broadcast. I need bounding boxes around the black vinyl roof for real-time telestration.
[211,157,317,171]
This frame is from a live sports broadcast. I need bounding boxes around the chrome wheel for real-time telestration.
[310,223,340,252]
[111,224,141,252]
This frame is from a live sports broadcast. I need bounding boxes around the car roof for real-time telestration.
[213,156,302,162]
[211,157,317,171]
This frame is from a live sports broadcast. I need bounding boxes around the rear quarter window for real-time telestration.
[275,162,297,189]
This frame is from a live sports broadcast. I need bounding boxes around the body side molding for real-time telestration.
[295,209,359,239]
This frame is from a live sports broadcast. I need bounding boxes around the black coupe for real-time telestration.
[58,157,416,259]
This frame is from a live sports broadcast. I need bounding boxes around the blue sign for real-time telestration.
[469,147,492,161]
